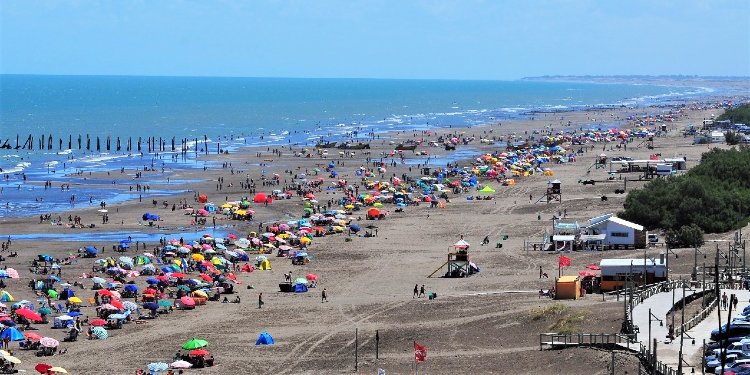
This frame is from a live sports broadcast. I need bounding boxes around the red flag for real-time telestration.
[414,341,428,363]
[558,255,571,268]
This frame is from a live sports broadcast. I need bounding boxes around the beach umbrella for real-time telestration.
[109,299,124,311]
[170,360,192,369]
[199,274,213,282]
[306,273,318,282]
[0,291,13,302]
[35,363,53,374]
[97,304,119,311]
[190,349,209,357]
[182,338,208,350]
[37,307,52,316]
[108,313,127,320]
[24,331,42,341]
[294,277,308,285]
[0,327,24,341]
[177,285,191,292]
[5,268,18,279]
[40,337,59,348]
[0,319,15,327]
[146,277,159,285]
[68,297,82,304]
[124,284,139,292]
[47,289,59,299]
[158,300,173,308]
[169,272,186,279]
[2,353,20,364]
[122,301,139,311]
[91,326,108,340]
[90,318,106,327]
[49,367,68,374]
[179,296,196,307]
[147,362,169,373]
[143,302,159,311]
[192,290,207,298]
[91,277,106,284]
[15,308,42,322]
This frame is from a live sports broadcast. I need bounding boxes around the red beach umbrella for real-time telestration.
[15,308,43,322]
[180,296,196,307]
[35,363,53,374]
[91,318,107,327]
[189,349,209,357]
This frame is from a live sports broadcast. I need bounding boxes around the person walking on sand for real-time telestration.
[419,285,425,298]
[321,288,327,303]
[413,284,419,298]
[258,293,264,309]
[722,292,728,310]
[540,266,543,279]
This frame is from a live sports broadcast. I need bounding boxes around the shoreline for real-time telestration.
[0,94,747,373]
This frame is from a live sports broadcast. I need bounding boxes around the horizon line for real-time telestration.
[2,73,749,81]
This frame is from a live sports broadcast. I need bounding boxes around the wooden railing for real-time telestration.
[675,293,718,336]
[538,332,634,350]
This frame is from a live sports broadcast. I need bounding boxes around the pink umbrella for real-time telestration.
[5,268,18,279]
[306,273,318,281]
[40,337,59,348]
[201,244,212,250]
[279,224,290,231]
[180,296,196,307]
[197,209,209,217]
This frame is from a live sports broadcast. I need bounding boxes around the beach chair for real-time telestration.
[56,303,65,313]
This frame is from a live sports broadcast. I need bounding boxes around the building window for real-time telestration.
[611,232,629,238]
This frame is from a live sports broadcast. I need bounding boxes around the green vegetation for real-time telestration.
[619,147,750,234]
[726,131,743,145]
[530,304,590,334]
[718,103,750,124]
[665,224,705,248]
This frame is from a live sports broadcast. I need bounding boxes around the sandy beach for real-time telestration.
[0,99,748,375]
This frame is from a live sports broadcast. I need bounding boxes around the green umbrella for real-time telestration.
[158,300,173,308]
[170,264,181,272]
[182,338,208,350]
[177,285,191,292]
[37,307,53,316]
[47,290,59,299]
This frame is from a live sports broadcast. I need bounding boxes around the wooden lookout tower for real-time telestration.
[545,179,562,203]
[428,239,475,278]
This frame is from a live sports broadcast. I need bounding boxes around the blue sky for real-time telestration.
[1,0,748,79]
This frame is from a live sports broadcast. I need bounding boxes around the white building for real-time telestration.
[583,214,647,249]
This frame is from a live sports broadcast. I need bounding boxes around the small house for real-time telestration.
[584,214,646,250]
[599,258,667,291]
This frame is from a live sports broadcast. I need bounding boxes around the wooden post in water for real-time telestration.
[16,135,19,149]
[48,134,53,150]
[86,135,91,150]
[204,135,208,155]
[171,137,175,152]
[59,138,62,150]
[69,135,72,150]
[106,136,110,151]
[96,137,101,152]
[137,137,142,152]
[116,137,121,152]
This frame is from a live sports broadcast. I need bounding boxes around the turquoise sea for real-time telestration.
[0,75,721,218]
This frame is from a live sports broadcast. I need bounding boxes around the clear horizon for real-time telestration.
[1,0,749,80]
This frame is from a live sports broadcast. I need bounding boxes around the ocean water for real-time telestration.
[0,75,719,218]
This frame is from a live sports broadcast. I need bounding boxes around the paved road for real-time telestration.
[633,287,750,372]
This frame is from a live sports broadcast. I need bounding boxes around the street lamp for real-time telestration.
[692,246,706,281]
[648,307,663,353]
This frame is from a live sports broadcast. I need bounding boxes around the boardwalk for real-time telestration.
[633,287,750,372]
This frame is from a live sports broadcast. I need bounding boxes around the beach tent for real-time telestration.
[198,194,208,203]
[142,213,159,221]
[478,185,495,194]
[0,291,13,302]
[258,259,272,270]
[84,246,98,256]
[293,283,308,293]
[255,332,274,345]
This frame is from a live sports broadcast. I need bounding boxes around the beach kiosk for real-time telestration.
[555,276,581,300]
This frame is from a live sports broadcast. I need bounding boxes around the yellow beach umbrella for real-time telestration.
[220,203,233,209]
[344,204,354,210]
[191,254,205,261]
[2,354,20,364]
[68,297,82,304]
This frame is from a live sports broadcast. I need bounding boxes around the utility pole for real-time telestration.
[678,283,686,375]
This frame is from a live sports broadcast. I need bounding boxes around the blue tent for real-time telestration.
[0,327,24,341]
[84,246,98,255]
[61,289,75,299]
[119,240,131,249]
[143,302,159,311]
[293,283,308,293]
[255,332,274,345]
[349,223,361,233]
[146,278,159,285]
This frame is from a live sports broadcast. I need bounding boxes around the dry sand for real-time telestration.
[0,101,746,374]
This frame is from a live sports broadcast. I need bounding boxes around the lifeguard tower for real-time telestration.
[428,239,475,278]
[543,179,562,204]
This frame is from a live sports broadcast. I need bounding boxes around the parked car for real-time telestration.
[717,359,750,374]
[707,353,739,373]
